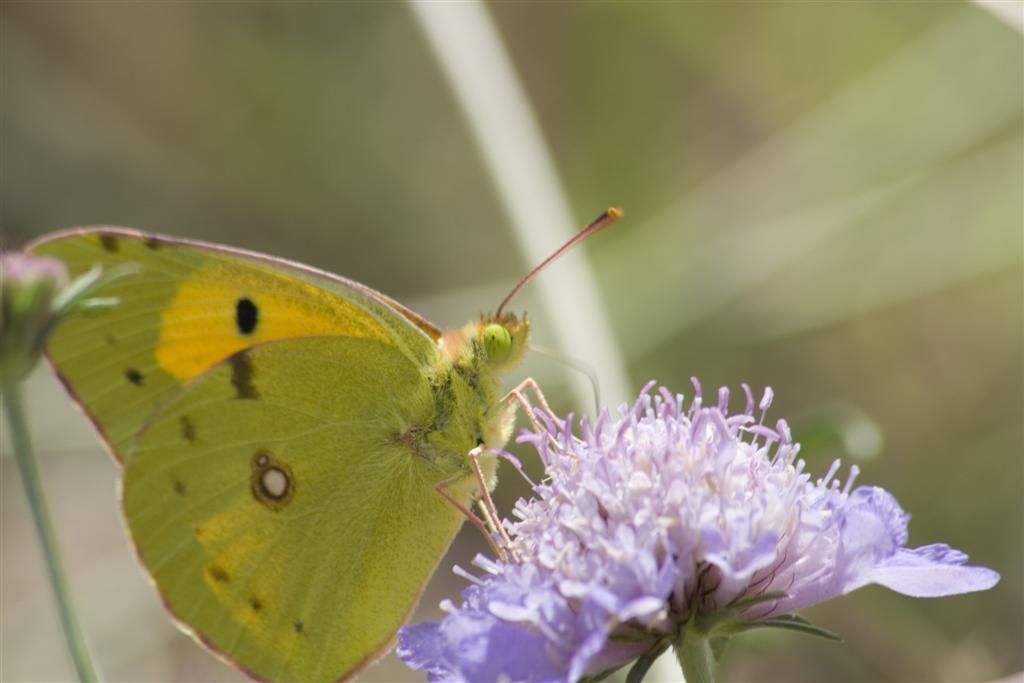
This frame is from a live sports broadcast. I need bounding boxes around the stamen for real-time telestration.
[497,450,536,487]
[741,383,755,415]
[776,419,792,444]
[690,376,703,405]
[821,459,842,487]
[453,565,485,586]
[717,386,730,412]
[842,465,860,495]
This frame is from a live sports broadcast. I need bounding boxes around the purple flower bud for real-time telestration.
[1,251,69,287]
[1,251,68,382]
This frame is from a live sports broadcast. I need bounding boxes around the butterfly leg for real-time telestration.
[467,446,514,553]
[505,377,559,421]
[440,380,571,561]
[502,377,563,446]
[434,476,508,562]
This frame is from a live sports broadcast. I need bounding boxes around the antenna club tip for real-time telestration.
[496,207,620,315]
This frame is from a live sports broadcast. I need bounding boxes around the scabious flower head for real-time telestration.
[398,381,999,683]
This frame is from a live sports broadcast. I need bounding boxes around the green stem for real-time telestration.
[2,381,99,682]
[676,623,715,683]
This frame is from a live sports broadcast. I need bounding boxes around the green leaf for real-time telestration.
[728,613,843,641]
[709,635,731,661]
[697,591,791,635]
[726,591,789,612]
[577,667,621,683]
[624,640,671,683]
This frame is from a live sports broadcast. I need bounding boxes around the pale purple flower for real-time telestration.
[398,381,999,683]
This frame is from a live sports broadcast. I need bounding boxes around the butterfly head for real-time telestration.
[478,312,529,372]
[439,313,529,374]
[443,208,621,375]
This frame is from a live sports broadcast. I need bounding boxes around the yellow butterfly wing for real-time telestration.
[28,227,440,461]
[123,335,470,681]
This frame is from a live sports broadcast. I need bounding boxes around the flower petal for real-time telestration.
[859,545,1000,597]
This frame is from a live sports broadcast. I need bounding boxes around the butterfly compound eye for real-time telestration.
[482,323,513,363]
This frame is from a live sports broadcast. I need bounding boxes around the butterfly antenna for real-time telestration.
[529,343,602,413]
[495,207,623,318]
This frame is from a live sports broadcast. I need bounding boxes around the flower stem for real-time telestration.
[2,381,99,682]
[676,623,715,683]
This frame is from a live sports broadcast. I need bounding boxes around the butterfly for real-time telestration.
[27,209,619,682]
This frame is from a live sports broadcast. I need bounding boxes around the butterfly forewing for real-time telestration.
[28,228,439,461]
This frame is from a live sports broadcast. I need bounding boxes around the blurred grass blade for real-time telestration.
[407,0,633,409]
[605,7,1022,354]
[971,0,1024,32]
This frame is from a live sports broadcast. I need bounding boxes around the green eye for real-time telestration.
[482,323,512,362]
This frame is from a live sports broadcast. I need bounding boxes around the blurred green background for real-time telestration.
[1,2,1021,682]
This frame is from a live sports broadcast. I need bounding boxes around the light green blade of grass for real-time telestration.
[743,133,1021,343]
[601,6,1021,354]
[971,0,1024,32]
[407,0,633,410]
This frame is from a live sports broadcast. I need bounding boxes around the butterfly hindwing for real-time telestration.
[124,335,470,682]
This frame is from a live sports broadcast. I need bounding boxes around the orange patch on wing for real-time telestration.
[156,262,390,381]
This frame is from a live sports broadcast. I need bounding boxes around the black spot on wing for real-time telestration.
[207,565,230,583]
[180,415,196,442]
[173,480,186,496]
[249,596,263,612]
[99,234,119,252]
[125,368,144,385]
[230,351,259,399]
[143,236,163,250]
[294,620,304,634]
[235,297,259,335]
